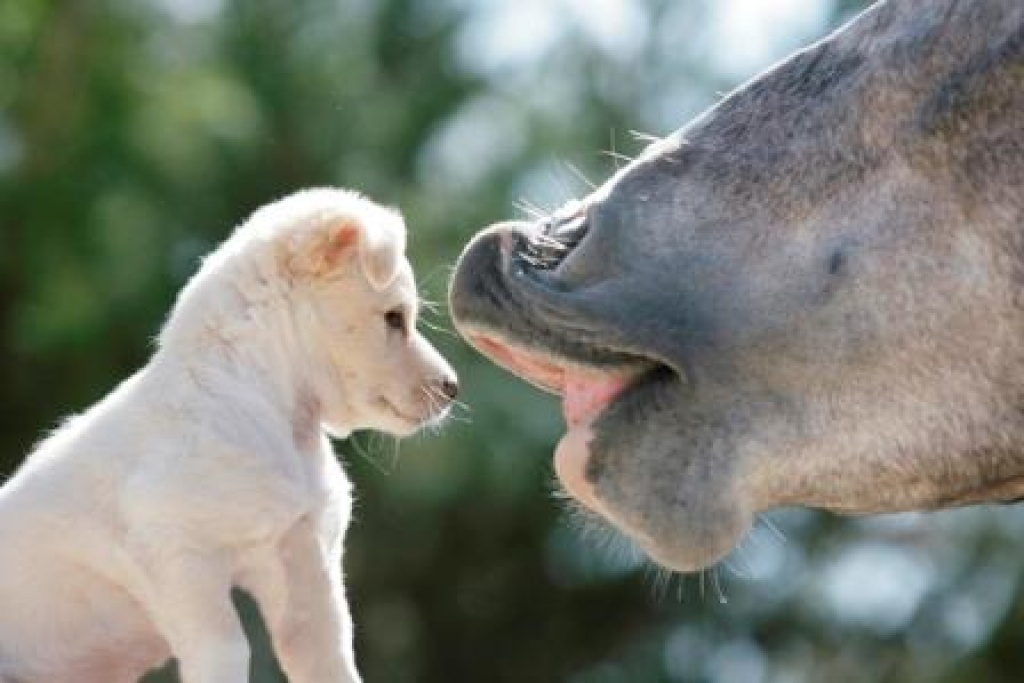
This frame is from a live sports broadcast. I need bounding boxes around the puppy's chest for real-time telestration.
[282,447,352,531]
[183,446,351,548]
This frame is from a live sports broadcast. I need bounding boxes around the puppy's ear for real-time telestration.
[358,219,405,291]
[282,202,405,288]
[285,221,358,279]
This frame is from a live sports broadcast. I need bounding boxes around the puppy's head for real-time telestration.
[264,189,458,437]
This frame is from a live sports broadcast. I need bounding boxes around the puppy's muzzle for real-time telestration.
[423,372,459,421]
[437,375,459,400]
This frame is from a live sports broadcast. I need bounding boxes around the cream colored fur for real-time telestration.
[0,188,457,683]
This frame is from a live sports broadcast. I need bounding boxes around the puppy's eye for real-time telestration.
[384,308,406,332]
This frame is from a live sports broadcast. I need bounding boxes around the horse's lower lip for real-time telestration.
[562,372,632,428]
[554,423,604,514]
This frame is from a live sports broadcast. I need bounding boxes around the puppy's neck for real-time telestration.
[158,252,357,452]
[229,333,335,454]
[291,388,323,452]
[158,305,336,455]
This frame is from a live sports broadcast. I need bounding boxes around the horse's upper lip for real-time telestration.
[455,222,679,395]
[469,333,566,394]
[452,220,685,409]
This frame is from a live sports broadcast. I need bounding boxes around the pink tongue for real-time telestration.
[562,372,630,429]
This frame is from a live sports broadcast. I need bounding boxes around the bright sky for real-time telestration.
[154,0,837,88]
[457,0,835,79]
[707,0,835,78]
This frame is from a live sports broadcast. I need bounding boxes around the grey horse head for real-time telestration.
[450,0,1024,571]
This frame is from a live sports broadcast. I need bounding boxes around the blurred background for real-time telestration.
[3,0,1024,681]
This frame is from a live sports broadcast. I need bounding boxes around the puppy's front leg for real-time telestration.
[144,555,250,683]
[247,515,360,683]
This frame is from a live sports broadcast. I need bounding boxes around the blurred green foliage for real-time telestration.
[3,1,1024,682]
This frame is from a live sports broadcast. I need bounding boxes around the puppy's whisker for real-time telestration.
[444,402,473,425]
[420,304,452,322]
[448,397,471,413]
[431,386,471,418]
[425,386,470,429]
[419,306,448,322]
[370,431,390,458]
[417,266,452,291]
[418,297,442,315]
[421,385,440,406]
[420,386,446,423]
[388,435,402,470]
[347,434,392,476]
[417,319,457,338]
[376,431,407,469]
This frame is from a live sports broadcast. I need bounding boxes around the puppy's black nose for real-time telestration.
[440,376,459,400]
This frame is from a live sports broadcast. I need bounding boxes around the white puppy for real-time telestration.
[0,189,457,683]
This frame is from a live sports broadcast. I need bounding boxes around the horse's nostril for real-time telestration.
[518,211,589,271]
[440,377,459,400]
